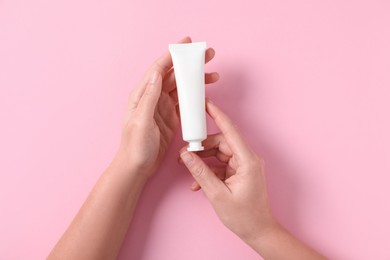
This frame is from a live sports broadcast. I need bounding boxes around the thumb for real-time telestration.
[137,71,162,118]
[180,151,226,199]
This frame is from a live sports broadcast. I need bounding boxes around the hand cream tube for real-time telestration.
[169,42,207,151]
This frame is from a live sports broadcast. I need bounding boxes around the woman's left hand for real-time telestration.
[118,37,219,179]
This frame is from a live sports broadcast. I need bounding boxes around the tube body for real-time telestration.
[169,42,207,151]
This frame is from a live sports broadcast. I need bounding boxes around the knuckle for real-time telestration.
[192,164,206,178]
[208,190,221,202]
[231,122,239,131]
[255,155,265,167]
[228,157,238,169]
[243,154,264,170]
[151,64,164,76]
[252,156,265,170]
[210,187,228,203]
[216,151,228,163]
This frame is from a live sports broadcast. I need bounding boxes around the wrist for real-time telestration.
[109,149,152,183]
[243,214,281,251]
[245,218,299,258]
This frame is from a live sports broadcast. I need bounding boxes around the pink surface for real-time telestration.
[1,0,390,259]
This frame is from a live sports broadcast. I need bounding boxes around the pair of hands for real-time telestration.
[49,37,324,260]
[118,37,275,244]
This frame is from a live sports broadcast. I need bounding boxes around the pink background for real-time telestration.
[1,0,390,259]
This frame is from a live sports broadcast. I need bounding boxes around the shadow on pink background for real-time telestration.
[1,0,389,259]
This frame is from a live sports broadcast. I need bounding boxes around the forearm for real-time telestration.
[48,152,148,260]
[247,223,326,260]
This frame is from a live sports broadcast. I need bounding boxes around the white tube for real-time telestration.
[169,42,207,151]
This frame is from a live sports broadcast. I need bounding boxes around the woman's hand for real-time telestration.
[180,100,326,259]
[49,38,220,260]
[179,99,275,242]
[118,37,219,179]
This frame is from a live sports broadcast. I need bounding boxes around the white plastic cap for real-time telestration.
[187,141,204,151]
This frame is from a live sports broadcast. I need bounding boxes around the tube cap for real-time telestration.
[187,141,204,151]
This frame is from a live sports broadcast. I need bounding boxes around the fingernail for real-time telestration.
[179,146,188,154]
[149,71,159,85]
[191,181,198,190]
[177,156,183,164]
[206,98,214,104]
[180,152,193,164]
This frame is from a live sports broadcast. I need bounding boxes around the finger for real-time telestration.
[205,72,220,84]
[180,151,229,197]
[196,148,231,164]
[159,37,192,92]
[205,48,216,64]
[175,104,181,119]
[225,165,236,179]
[210,165,227,180]
[191,181,201,191]
[163,48,217,93]
[206,99,252,159]
[154,36,192,76]
[136,71,162,119]
[191,165,226,191]
[201,134,233,157]
[178,135,232,164]
[169,89,178,105]
[127,86,144,113]
[197,148,239,171]
[196,134,233,163]
[177,150,227,164]
[127,36,191,112]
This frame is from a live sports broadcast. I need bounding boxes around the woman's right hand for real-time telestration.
[180,99,326,259]
[179,99,276,244]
